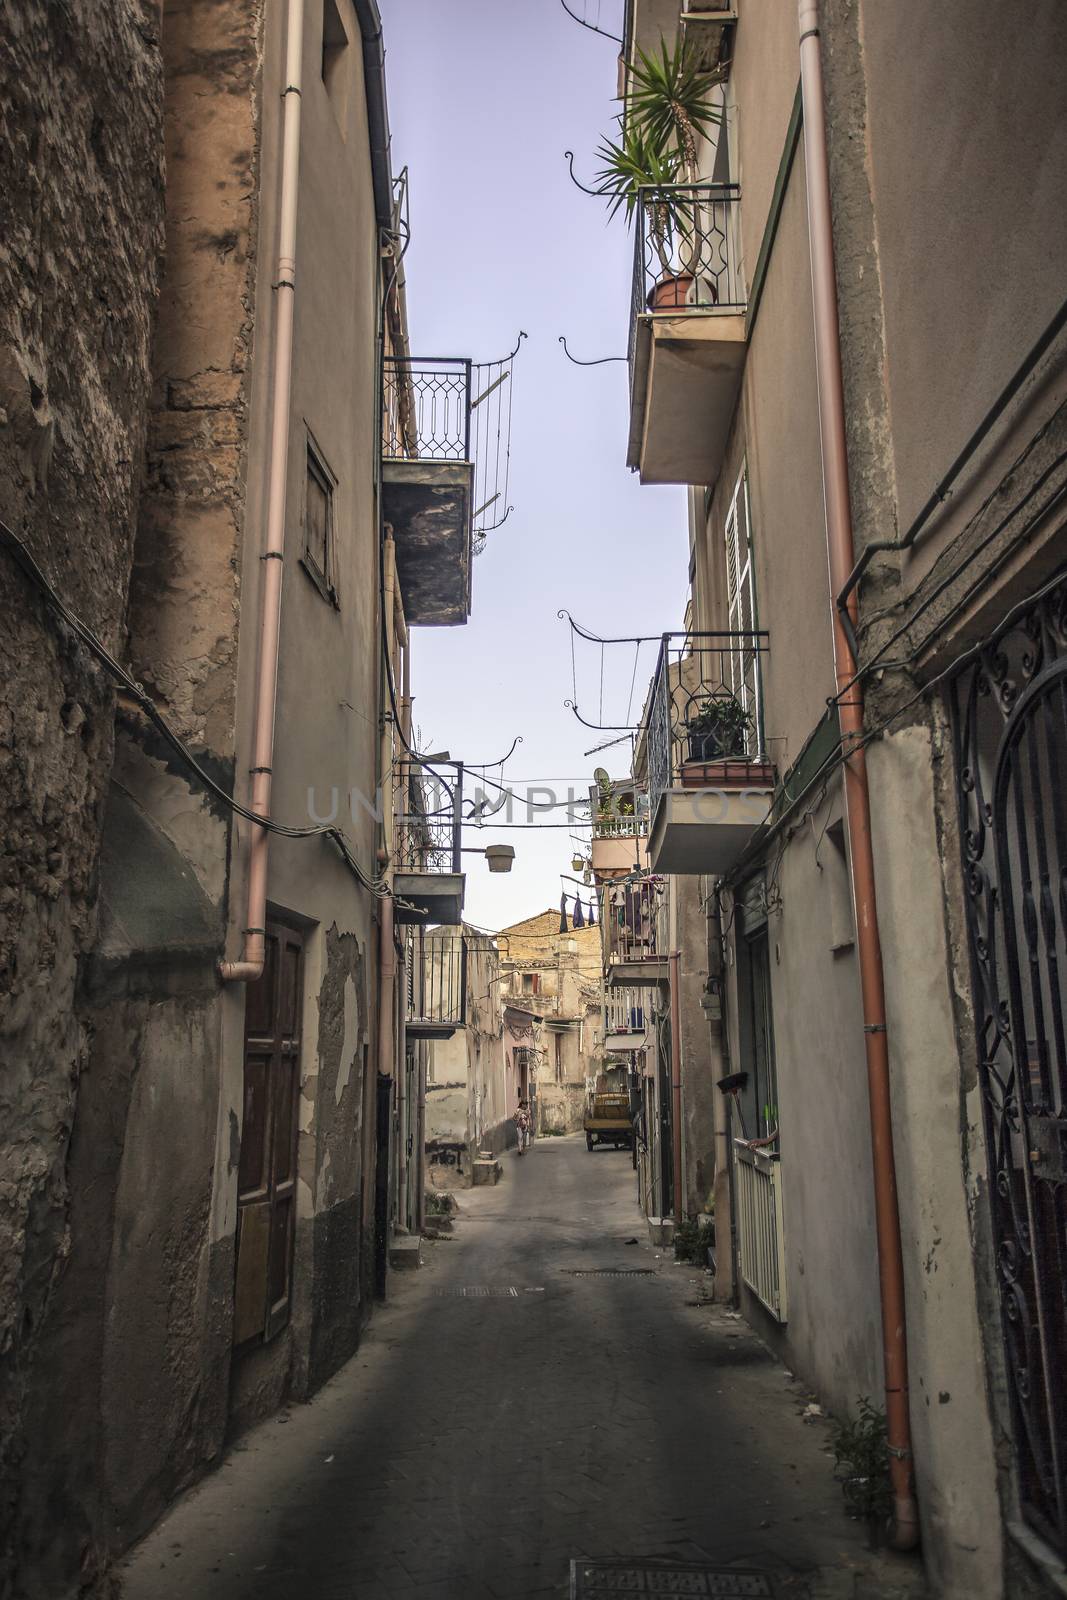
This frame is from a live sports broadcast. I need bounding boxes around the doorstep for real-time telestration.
[389,1234,422,1270]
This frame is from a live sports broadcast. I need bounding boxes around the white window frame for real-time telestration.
[723,463,762,756]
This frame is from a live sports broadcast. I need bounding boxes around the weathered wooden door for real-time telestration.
[233,921,304,1346]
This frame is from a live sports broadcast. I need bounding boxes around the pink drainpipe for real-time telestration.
[221,0,305,984]
[797,0,919,1550]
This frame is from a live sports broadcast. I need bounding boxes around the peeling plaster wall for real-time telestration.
[7,0,389,1587]
[229,0,381,1421]
[672,875,716,1215]
[0,0,165,1588]
[129,0,262,752]
[22,0,267,1576]
[305,927,367,1390]
[426,936,509,1176]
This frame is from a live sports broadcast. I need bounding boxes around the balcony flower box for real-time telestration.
[679,758,775,790]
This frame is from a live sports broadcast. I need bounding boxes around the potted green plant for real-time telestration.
[589,39,724,309]
[686,695,753,762]
[591,123,683,292]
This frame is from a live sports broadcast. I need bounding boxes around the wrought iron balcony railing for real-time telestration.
[382,338,523,551]
[645,631,769,820]
[395,762,463,875]
[602,876,667,968]
[628,182,744,377]
[383,357,472,463]
[406,928,467,1033]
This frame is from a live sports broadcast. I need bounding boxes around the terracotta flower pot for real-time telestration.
[648,272,694,311]
[680,758,776,789]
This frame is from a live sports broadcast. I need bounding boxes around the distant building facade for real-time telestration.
[497,910,603,1136]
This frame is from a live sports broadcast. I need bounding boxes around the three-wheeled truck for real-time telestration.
[584,1091,634,1151]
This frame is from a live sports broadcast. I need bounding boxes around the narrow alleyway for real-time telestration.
[121,1139,925,1600]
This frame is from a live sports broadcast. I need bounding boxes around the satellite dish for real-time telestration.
[593,767,610,787]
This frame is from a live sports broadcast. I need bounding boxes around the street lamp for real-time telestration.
[461,843,515,874]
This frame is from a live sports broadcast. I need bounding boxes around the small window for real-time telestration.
[825,819,856,953]
[302,434,338,606]
[521,972,540,996]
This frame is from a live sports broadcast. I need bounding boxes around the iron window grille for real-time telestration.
[950,573,1067,1557]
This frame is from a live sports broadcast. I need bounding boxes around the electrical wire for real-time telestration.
[717,561,1067,904]
[0,518,391,899]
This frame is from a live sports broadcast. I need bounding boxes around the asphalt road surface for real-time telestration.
[121,1134,925,1600]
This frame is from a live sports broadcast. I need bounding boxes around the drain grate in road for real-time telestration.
[571,1563,774,1596]
[433,1285,520,1298]
[567,1268,656,1278]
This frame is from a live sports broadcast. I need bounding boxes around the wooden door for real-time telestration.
[233,921,304,1346]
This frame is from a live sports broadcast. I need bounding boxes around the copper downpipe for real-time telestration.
[381,535,400,1225]
[669,950,684,1223]
[797,0,919,1551]
[220,0,305,983]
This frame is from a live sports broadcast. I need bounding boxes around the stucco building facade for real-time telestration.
[1,1,488,1591]
[603,1,1067,1595]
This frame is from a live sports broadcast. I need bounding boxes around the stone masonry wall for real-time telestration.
[0,0,165,1587]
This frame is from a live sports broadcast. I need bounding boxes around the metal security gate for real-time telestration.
[951,578,1067,1555]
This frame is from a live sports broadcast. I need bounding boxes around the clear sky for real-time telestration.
[381,0,688,931]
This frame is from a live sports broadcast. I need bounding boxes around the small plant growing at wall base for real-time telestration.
[673,1217,710,1263]
[829,1397,892,1543]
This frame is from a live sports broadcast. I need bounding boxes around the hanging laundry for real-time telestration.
[559,892,569,935]
[573,895,585,929]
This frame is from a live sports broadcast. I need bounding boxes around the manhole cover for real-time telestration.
[571,1564,774,1597]
[567,1269,656,1278]
[432,1286,519,1298]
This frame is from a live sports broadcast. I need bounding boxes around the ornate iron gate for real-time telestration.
[952,579,1067,1554]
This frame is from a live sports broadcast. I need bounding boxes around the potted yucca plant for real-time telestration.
[588,39,724,309]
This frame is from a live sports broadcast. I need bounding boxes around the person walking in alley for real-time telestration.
[515,1098,532,1155]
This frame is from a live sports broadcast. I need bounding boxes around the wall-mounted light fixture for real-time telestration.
[461,843,516,874]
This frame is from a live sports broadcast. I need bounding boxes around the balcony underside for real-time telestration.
[628,313,747,486]
[648,785,773,876]
[382,458,473,626]
[591,834,648,878]
[405,1020,460,1041]
[605,957,669,990]
[393,870,465,926]
[604,1030,647,1052]
[680,8,738,74]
